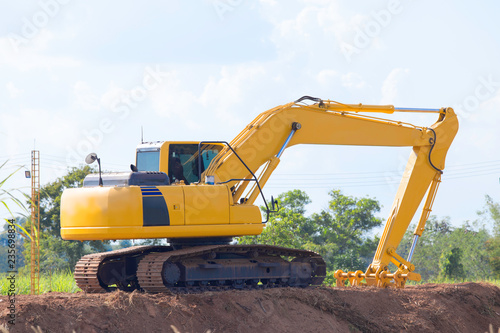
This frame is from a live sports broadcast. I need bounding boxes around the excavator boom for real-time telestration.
[199,97,458,287]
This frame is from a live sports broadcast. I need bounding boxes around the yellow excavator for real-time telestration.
[60,96,458,292]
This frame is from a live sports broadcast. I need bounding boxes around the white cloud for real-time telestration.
[0,35,80,72]
[100,84,128,110]
[341,72,366,89]
[464,89,500,154]
[200,65,266,119]
[73,81,101,111]
[6,82,24,99]
[380,68,410,104]
[316,69,337,84]
[147,64,270,130]
[259,0,277,5]
[148,70,199,126]
[0,108,79,157]
[481,88,500,115]
[264,1,369,59]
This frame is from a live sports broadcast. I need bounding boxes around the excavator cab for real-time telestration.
[135,142,223,184]
[63,139,264,241]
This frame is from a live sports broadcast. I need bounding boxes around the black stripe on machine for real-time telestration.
[140,187,163,196]
[140,186,170,226]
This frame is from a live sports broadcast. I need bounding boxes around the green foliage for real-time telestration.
[398,216,491,282]
[0,270,80,295]
[239,189,382,276]
[308,189,381,272]
[0,160,28,219]
[0,162,29,274]
[483,195,500,278]
[485,195,500,237]
[439,247,465,280]
[239,190,313,248]
[240,190,500,284]
[24,233,110,272]
[487,237,500,278]
[0,219,26,273]
[112,239,133,250]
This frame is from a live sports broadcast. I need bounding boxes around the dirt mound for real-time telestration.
[1,283,500,333]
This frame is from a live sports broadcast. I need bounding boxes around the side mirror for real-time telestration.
[130,164,138,172]
[85,153,98,165]
[85,152,103,186]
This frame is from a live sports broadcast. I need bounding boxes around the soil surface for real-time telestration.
[1,283,500,333]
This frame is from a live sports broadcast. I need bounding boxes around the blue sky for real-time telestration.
[1,0,500,233]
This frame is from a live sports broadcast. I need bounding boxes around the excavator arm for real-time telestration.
[204,96,458,287]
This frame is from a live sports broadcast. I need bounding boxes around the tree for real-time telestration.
[439,247,465,280]
[485,195,500,235]
[308,190,382,272]
[397,217,452,281]
[240,190,314,248]
[484,195,500,277]
[117,240,133,249]
[398,216,491,282]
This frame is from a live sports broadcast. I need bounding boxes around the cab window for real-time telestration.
[168,144,222,184]
[136,148,160,171]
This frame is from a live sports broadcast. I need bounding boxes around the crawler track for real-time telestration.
[75,245,326,293]
[74,245,166,293]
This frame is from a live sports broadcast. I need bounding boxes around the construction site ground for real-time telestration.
[1,282,500,333]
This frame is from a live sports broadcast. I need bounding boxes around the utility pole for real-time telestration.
[30,150,40,295]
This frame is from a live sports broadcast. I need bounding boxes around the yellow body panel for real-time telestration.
[61,187,143,228]
[183,185,230,225]
[157,186,184,226]
[61,224,263,241]
[230,205,262,224]
[61,184,262,240]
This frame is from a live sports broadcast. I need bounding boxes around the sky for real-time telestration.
[1,0,499,235]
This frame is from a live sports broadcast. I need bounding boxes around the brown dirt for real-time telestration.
[1,282,500,333]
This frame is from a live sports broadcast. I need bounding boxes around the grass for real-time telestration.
[0,270,81,295]
[403,276,500,288]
